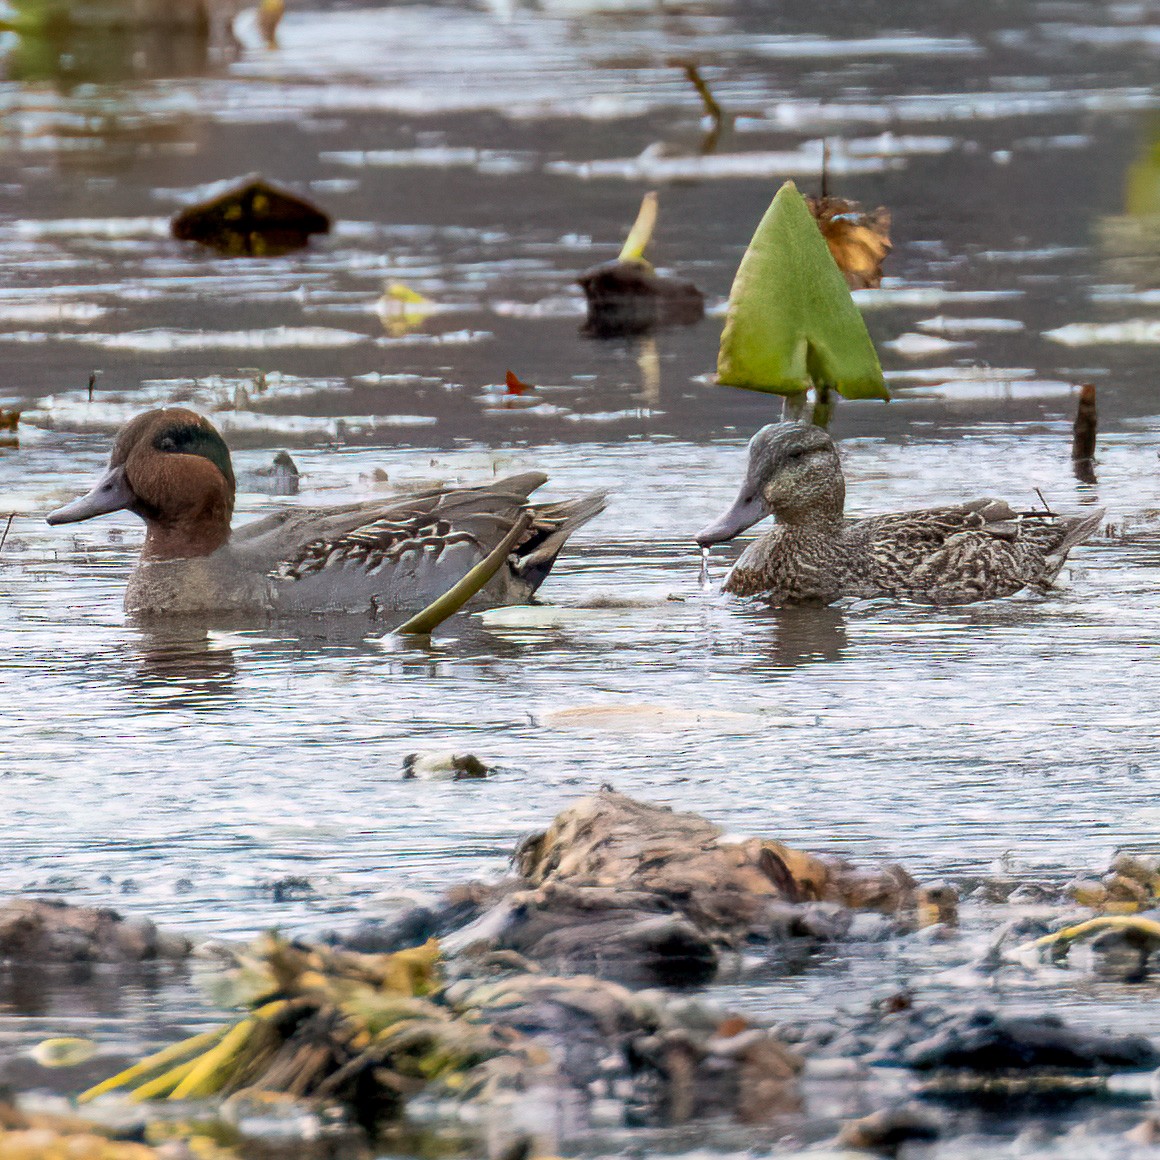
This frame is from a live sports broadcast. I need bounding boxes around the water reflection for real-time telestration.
[132,628,238,708]
[760,604,849,671]
[5,28,214,86]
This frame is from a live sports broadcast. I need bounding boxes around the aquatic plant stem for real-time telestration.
[78,1026,227,1102]
[394,512,532,636]
[1073,383,1097,483]
[617,192,658,264]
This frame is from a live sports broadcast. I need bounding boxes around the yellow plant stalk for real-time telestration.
[618,191,658,265]
[1031,914,1160,950]
[169,1018,260,1100]
[78,1028,226,1103]
[131,1057,203,1102]
[381,938,441,995]
[163,1000,286,1101]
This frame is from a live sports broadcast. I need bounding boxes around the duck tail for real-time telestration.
[514,490,609,595]
[1042,507,1105,582]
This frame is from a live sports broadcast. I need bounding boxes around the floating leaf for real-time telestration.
[717,180,888,400]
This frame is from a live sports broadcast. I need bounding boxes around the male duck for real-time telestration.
[696,423,1103,606]
[47,407,606,617]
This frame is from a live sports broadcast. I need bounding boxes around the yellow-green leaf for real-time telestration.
[717,180,888,400]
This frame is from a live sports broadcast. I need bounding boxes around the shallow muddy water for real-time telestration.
[2,0,1160,1127]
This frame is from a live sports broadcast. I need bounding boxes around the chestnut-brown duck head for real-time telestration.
[47,408,236,559]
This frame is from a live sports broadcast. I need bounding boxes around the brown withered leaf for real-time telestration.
[805,196,891,290]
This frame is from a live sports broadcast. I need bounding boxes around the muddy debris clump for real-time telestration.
[1067,850,1160,911]
[837,1103,941,1155]
[401,752,491,780]
[577,260,705,338]
[788,995,1160,1104]
[171,175,331,257]
[404,790,925,984]
[902,1009,1160,1075]
[0,899,189,964]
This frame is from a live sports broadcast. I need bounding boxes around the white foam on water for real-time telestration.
[1090,288,1160,306]
[374,329,491,347]
[491,297,586,319]
[1043,320,1160,346]
[975,246,1087,262]
[855,286,1025,309]
[23,401,436,437]
[563,408,661,423]
[547,145,897,182]
[765,87,1158,130]
[839,132,959,156]
[8,217,170,238]
[916,316,1026,335]
[750,33,981,58]
[0,302,106,324]
[886,366,1037,384]
[0,326,373,351]
[894,379,1078,402]
[322,147,534,173]
[883,333,972,358]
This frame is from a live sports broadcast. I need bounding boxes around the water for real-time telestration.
[1,0,1160,1084]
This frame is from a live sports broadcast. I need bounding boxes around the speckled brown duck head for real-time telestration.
[47,408,236,560]
[696,422,845,545]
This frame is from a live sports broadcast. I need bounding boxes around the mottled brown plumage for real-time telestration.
[696,423,1103,606]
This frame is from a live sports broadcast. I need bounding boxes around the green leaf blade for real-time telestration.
[717,180,888,401]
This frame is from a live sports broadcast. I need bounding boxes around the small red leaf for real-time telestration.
[505,370,533,396]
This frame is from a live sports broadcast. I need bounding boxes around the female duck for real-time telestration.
[696,423,1103,606]
[47,408,605,617]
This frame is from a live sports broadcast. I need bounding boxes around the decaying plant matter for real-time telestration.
[79,937,518,1120]
[805,194,892,290]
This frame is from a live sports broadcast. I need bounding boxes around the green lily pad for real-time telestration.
[717,180,888,400]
